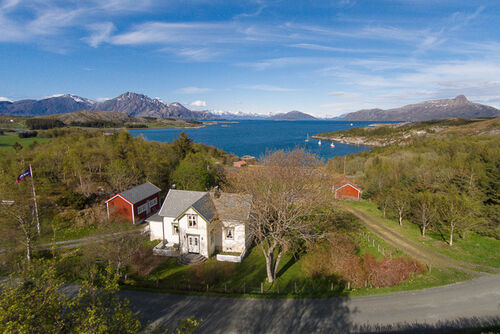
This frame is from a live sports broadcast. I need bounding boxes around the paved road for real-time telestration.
[121,274,500,333]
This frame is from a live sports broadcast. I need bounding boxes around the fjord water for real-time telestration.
[129,120,375,160]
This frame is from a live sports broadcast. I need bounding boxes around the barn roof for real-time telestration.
[118,181,161,204]
[332,176,360,190]
[158,189,251,223]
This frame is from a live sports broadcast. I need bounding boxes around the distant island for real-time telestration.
[342,95,499,121]
[269,110,317,121]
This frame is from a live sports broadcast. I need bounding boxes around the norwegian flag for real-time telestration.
[16,168,31,184]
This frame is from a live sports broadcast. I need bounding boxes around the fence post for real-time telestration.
[377,244,380,252]
[277,283,279,294]
[364,280,368,288]
[224,284,227,293]
[243,281,246,294]
[294,281,297,294]
[372,239,375,247]
[347,281,351,290]
[429,264,432,273]
[206,284,209,292]
[330,282,333,291]
[261,282,263,294]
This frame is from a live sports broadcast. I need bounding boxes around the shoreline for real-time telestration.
[311,135,383,147]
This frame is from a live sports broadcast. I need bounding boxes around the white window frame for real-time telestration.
[172,223,179,235]
[225,227,234,240]
[137,204,147,214]
[187,214,197,228]
[148,197,157,208]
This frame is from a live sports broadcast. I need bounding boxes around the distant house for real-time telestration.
[241,155,258,164]
[148,189,252,262]
[233,160,247,168]
[105,182,161,224]
[332,177,361,200]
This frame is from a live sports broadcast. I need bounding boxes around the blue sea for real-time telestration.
[129,120,378,161]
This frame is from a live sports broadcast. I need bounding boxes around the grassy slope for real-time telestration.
[130,236,474,298]
[347,201,500,268]
[0,133,50,151]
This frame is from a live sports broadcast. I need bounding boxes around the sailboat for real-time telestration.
[318,140,322,146]
[305,134,309,142]
[330,142,335,148]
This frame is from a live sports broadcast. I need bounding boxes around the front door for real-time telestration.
[188,235,200,253]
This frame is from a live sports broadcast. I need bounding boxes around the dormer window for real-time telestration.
[187,214,197,228]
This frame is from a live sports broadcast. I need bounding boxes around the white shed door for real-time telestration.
[188,235,200,253]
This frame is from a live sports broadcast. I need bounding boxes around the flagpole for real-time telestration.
[29,164,40,235]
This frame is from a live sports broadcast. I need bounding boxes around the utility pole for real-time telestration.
[29,164,40,235]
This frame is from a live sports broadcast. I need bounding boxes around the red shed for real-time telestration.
[333,177,361,200]
[105,181,161,224]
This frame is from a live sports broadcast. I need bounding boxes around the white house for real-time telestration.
[147,189,252,262]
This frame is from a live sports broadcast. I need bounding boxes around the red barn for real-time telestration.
[333,177,361,200]
[105,182,161,224]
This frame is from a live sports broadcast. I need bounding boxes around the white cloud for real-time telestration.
[190,100,207,107]
[176,87,212,94]
[0,96,13,102]
[327,91,360,98]
[84,22,115,47]
[243,84,297,92]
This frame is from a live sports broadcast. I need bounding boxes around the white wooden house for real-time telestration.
[147,189,252,262]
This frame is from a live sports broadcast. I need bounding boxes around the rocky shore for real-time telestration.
[311,135,387,147]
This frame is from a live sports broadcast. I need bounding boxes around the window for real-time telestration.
[225,228,234,240]
[137,204,147,214]
[188,215,197,228]
[148,197,157,208]
[172,223,179,235]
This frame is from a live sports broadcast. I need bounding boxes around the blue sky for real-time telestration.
[1,0,499,116]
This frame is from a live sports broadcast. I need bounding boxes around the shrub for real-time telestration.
[303,233,366,287]
[18,131,37,138]
[57,192,95,210]
[363,254,427,287]
[129,246,167,277]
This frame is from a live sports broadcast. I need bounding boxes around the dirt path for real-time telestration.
[342,204,496,275]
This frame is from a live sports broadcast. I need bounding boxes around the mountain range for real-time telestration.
[0,92,214,120]
[342,95,500,121]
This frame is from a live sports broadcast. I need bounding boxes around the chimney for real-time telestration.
[213,185,221,198]
[171,184,176,189]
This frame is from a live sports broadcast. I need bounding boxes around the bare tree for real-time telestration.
[412,191,437,237]
[226,148,331,283]
[0,176,38,264]
[391,186,409,226]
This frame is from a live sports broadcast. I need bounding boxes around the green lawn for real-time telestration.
[128,241,474,298]
[347,201,500,268]
[0,133,50,151]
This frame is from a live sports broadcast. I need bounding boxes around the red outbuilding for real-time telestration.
[105,181,161,224]
[332,177,361,200]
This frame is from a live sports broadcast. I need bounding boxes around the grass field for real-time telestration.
[128,237,474,298]
[0,133,50,151]
[347,201,500,268]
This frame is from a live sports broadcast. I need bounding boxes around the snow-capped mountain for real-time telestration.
[0,92,215,120]
[207,110,268,120]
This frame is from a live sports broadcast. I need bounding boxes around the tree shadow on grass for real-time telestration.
[276,247,306,278]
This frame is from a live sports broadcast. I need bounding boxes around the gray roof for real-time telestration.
[211,192,252,222]
[119,181,161,204]
[159,189,208,218]
[158,189,251,223]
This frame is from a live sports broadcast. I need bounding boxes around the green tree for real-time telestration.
[171,153,217,191]
[172,131,194,161]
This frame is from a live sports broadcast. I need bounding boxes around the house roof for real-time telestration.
[159,189,208,218]
[118,181,161,204]
[158,189,252,223]
[211,192,252,222]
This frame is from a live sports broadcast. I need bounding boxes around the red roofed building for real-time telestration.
[233,160,248,168]
[332,177,361,200]
[105,181,161,224]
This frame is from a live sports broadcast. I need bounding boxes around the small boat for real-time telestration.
[350,123,353,126]
[305,134,310,142]
[330,142,335,148]
[318,140,322,146]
